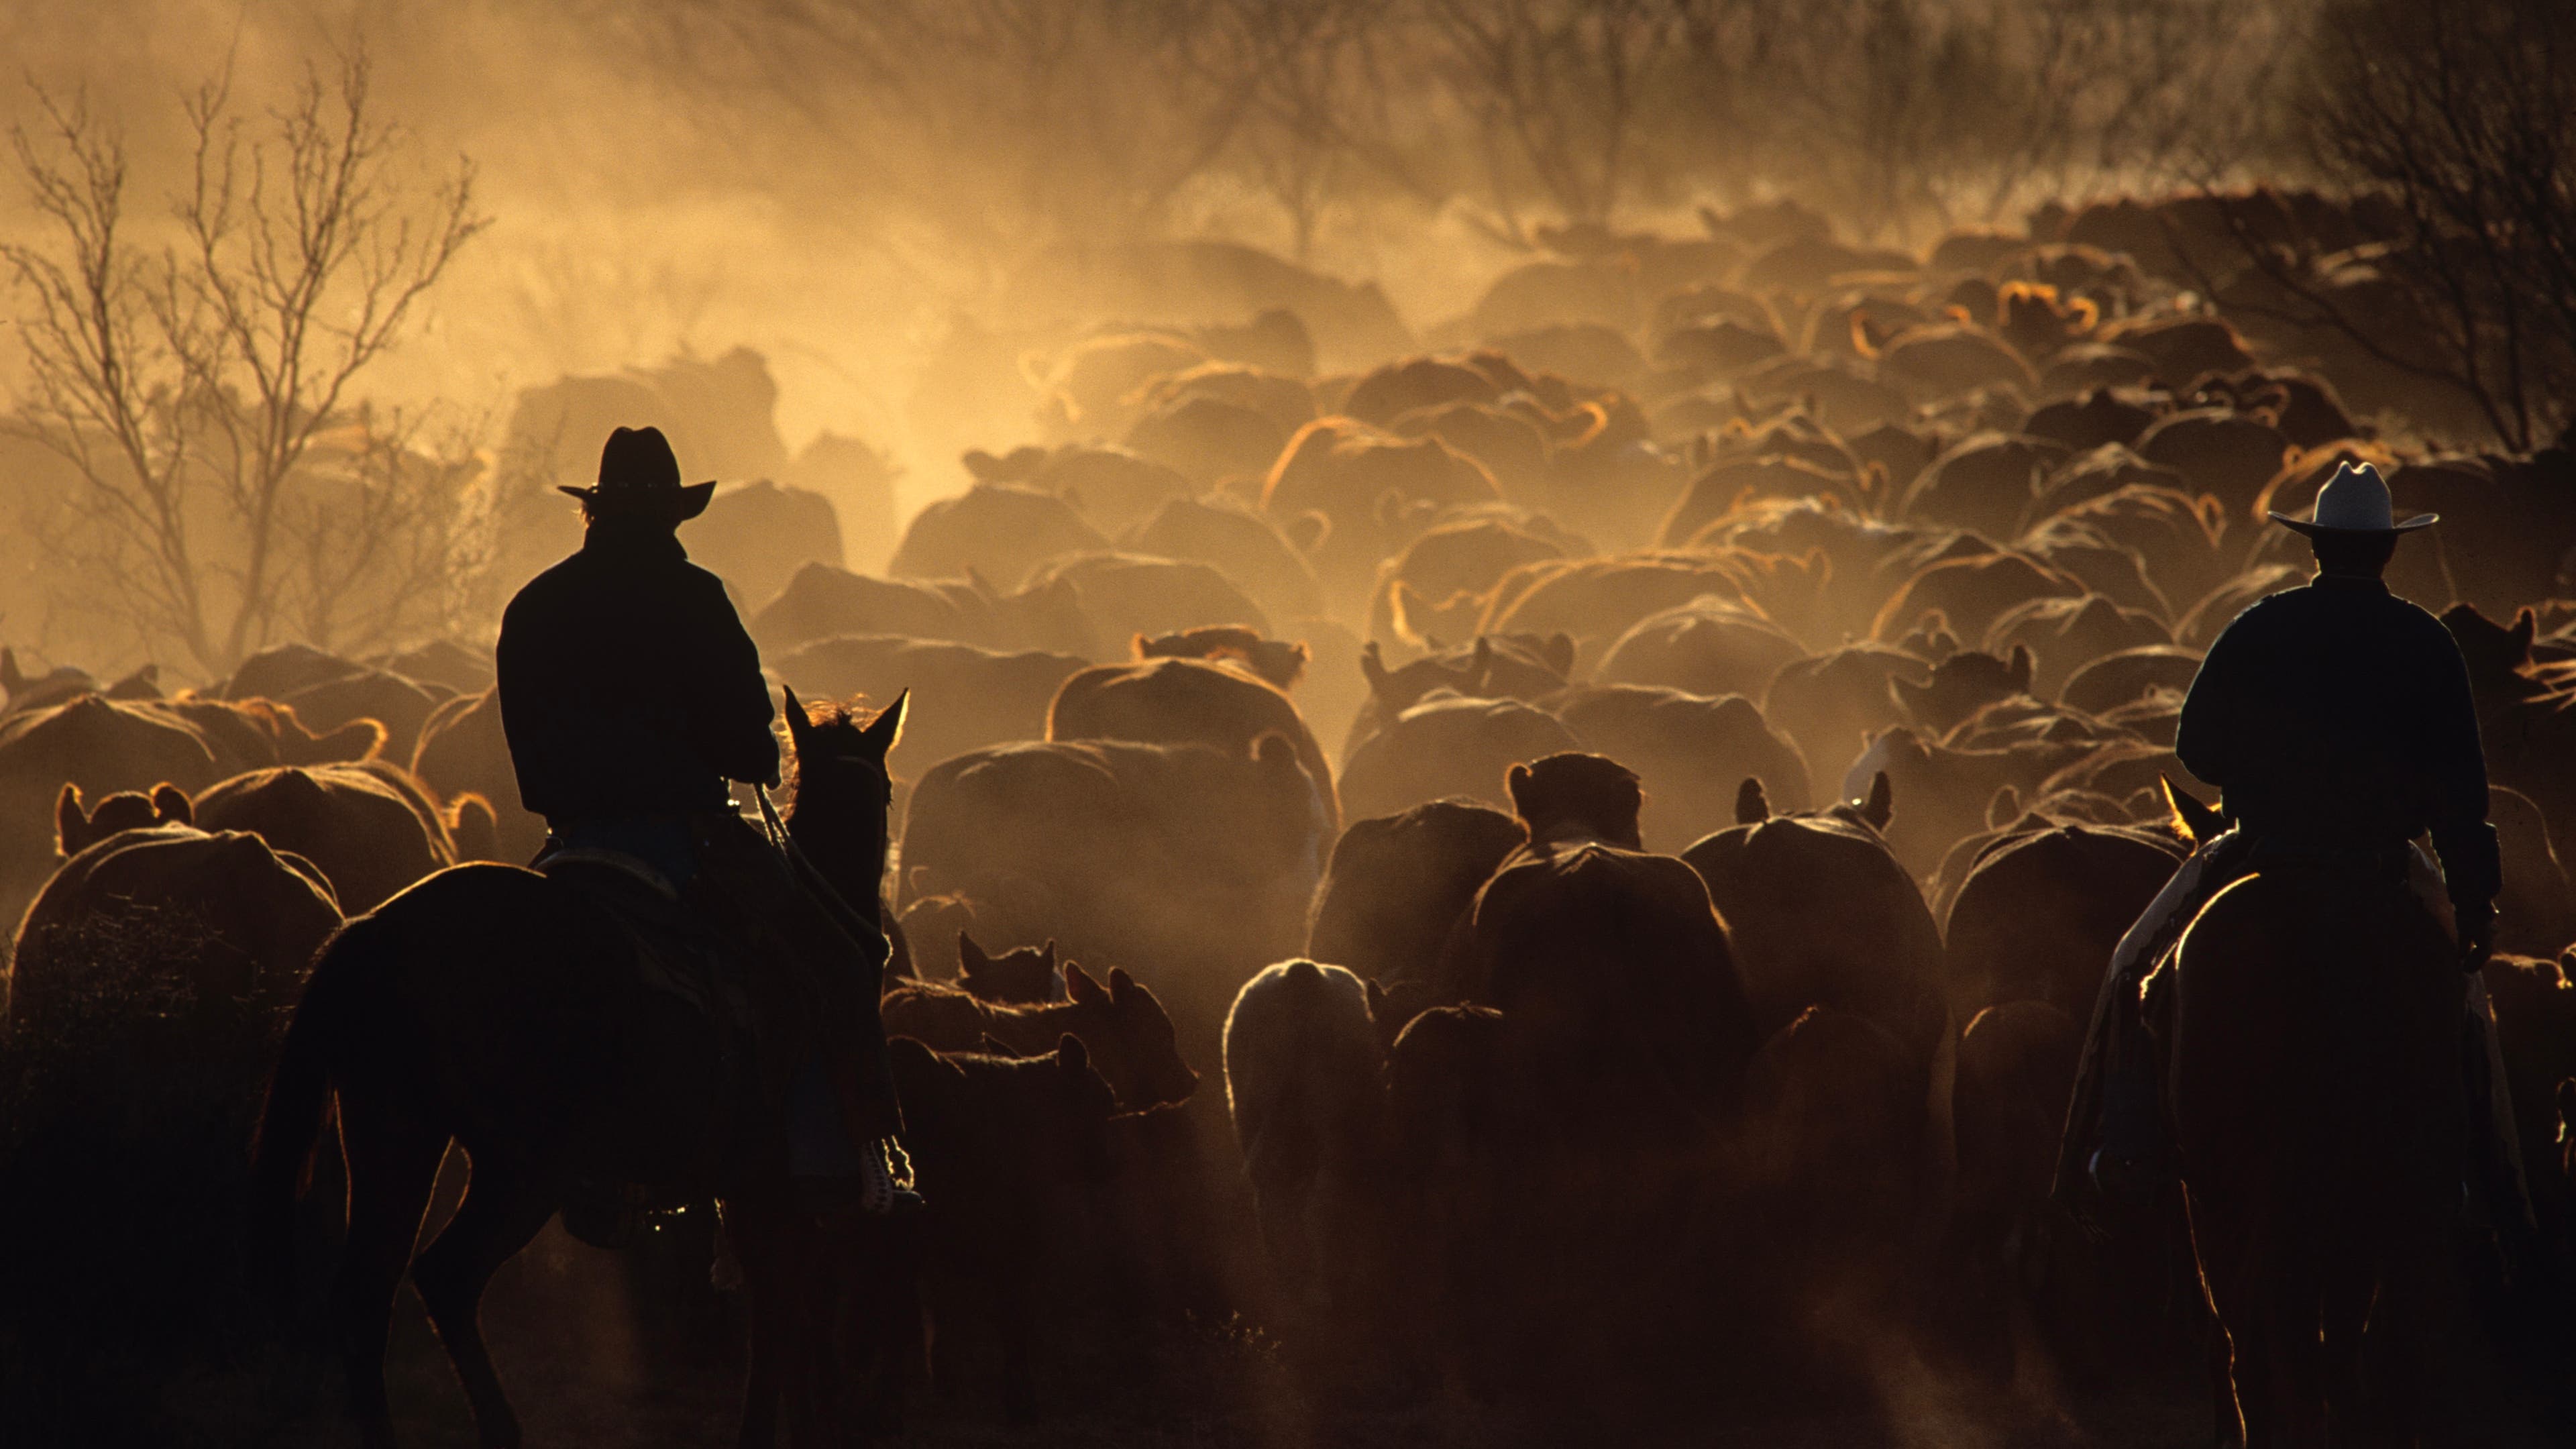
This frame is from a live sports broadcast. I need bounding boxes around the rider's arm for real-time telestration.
[687,573,782,791]
[2173,608,2265,792]
[2420,626,2501,918]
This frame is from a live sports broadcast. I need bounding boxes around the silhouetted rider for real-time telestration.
[2062,460,2502,1209]
[497,425,914,1216]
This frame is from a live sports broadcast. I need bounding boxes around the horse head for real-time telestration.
[780,685,907,913]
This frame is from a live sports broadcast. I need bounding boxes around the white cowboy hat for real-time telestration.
[2267,460,2434,536]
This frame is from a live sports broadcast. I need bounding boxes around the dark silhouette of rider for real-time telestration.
[496,425,914,1215]
[2065,460,2502,1205]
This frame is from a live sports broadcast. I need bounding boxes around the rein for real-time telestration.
[752,782,883,932]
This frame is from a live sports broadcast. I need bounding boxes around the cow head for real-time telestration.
[54,781,189,857]
[1062,962,1200,1110]
[957,932,1061,1006]
[1507,751,1644,851]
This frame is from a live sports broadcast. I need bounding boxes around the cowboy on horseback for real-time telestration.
[2061,460,2506,1212]
[496,425,916,1216]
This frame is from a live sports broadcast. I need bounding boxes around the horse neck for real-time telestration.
[785,790,888,925]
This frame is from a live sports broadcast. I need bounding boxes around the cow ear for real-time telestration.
[2008,643,2035,694]
[780,686,812,753]
[1057,1032,1090,1077]
[1359,641,1392,702]
[1106,966,1136,1001]
[1365,978,1389,1021]
[1735,776,1771,825]
[2512,608,2537,659]
[0,647,20,696]
[857,690,908,761]
[1986,784,2021,833]
[1041,938,1059,972]
[1506,762,1537,817]
[1542,633,1576,678]
[1860,770,1894,831]
[54,782,89,856]
[151,783,192,827]
[958,931,989,975]
[1064,962,1107,1004]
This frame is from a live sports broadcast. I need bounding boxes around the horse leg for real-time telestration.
[722,1195,806,1449]
[332,1091,451,1449]
[411,1151,560,1449]
[2184,1183,2265,1447]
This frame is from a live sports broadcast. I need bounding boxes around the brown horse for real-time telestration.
[252,688,906,1449]
[2165,857,2467,1445]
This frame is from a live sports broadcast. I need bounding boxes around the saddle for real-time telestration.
[535,843,763,1247]
[535,845,757,1036]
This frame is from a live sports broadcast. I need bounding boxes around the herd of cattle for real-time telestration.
[5,191,2576,1436]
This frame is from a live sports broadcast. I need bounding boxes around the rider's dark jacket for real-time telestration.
[495,517,777,825]
[2176,573,2501,917]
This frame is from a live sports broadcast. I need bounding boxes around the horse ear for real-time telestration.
[958,931,989,975]
[2161,773,2223,847]
[151,783,192,827]
[54,782,89,856]
[857,690,908,761]
[1986,784,2021,833]
[1735,776,1771,825]
[1064,962,1108,1004]
[1860,770,1894,831]
[2008,643,2035,694]
[1056,1032,1089,1077]
[780,686,812,753]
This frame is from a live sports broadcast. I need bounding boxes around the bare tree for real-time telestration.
[1,51,486,675]
[1423,0,1690,238]
[2190,0,2576,449]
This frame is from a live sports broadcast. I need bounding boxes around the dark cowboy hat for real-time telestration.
[558,425,716,521]
[2267,460,2435,537]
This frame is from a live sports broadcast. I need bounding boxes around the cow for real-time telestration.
[1221,960,1385,1314]
[889,482,1112,592]
[1939,823,2184,1018]
[1685,773,1944,1065]
[1543,685,1812,853]
[885,1035,1120,1421]
[881,963,1199,1112]
[956,934,1063,1006]
[771,635,1088,784]
[898,737,1330,1036]
[1047,656,1337,833]
[1596,596,1810,704]
[1338,695,1582,826]
[189,763,456,915]
[0,694,226,917]
[1018,553,1271,647]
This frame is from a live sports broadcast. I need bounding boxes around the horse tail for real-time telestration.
[250,923,364,1294]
